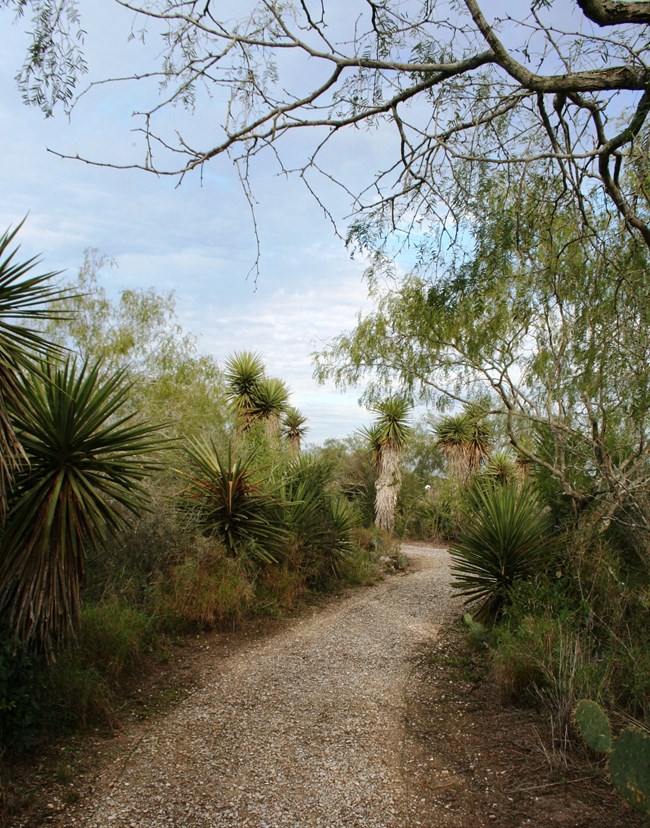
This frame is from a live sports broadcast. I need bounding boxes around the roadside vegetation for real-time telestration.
[318,167,650,814]
[0,231,399,765]
[2,182,649,819]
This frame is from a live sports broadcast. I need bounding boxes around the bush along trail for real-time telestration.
[7,546,643,828]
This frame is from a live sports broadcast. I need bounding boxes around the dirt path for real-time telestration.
[33,545,453,828]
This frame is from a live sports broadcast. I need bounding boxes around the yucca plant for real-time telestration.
[282,456,359,584]
[0,222,70,525]
[281,406,308,453]
[450,481,558,623]
[250,377,289,436]
[434,409,491,484]
[363,396,412,533]
[481,450,519,485]
[178,440,289,563]
[224,351,265,431]
[0,358,166,656]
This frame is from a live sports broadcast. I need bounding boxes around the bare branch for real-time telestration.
[576,0,650,26]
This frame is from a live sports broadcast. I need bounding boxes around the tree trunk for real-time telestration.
[375,444,401,532]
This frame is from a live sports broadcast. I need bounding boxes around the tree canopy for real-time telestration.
[317,167,650,543]
[4,1,650,254]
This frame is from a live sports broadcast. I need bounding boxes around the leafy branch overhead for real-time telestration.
[5,1,650,255]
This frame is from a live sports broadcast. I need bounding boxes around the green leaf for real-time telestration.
[178,440,289,563]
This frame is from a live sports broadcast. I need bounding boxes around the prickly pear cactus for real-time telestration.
[609,730,650,816]
[574,699,612,753]
[575,699,650,815]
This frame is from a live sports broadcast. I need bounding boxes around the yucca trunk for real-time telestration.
[375,444,401,532]
[0,487,85,654]
[442,444,472,485]
[264,413,282,439]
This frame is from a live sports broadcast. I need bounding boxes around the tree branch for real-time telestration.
[576,0,650,26]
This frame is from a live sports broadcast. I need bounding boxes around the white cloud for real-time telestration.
[0,3,395,445]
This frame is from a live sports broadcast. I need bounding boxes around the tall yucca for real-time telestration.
[224,351,265,430]
[0,358,166,655]
[0,222,69,525]
[281,406,308,453]
[251,377,289,436]
[364,396,412,533]
[434,410,491,483]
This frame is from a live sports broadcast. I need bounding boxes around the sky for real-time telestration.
[0,2,395,447]
[0,1,597,446]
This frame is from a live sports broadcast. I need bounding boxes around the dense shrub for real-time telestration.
[155,537,254,630]
[0,633,43,751]
[85,483,190,605]
[40,601,153,731]
[490,570,649,746]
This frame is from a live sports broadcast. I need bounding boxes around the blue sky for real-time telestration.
[0,2,393,446]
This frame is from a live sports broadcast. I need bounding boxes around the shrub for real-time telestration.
[0,633,43,751]
[156,537,254,629]
[396,487,446,541]
[254,562,307,617]
[399,477,466,541]
[42,657,115,731]
[337,546,382,587]
[40,600,153,731]
[491,569,649,752]
[351,525,406,573]
[85,482,191,606]
[603,634,650,720]
[75,601,154,684]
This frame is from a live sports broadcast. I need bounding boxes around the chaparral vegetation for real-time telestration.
[1,0,649,820]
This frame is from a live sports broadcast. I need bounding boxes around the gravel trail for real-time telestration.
[56,545,455,828]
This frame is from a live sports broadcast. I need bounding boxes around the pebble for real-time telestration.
[43,546,454,828]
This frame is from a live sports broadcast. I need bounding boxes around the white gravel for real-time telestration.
[53,545,455,828]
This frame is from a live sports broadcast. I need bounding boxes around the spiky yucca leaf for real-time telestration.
[370,396,412,450]
[250,377,289,436]
[450,482,557,622]
[282,456,359,581]
[0,222,70,524]
[179,440,289,563]
[0,358,166,655]
[482,450,518,485]
[434,410,491,483]
[359,423,383,469]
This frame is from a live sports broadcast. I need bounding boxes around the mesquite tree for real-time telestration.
[4,2,650,263]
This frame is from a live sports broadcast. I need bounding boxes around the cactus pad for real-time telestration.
[574,699,612,753]
[609,730,650,815]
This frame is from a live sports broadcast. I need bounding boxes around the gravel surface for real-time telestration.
[52,545,456,828]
